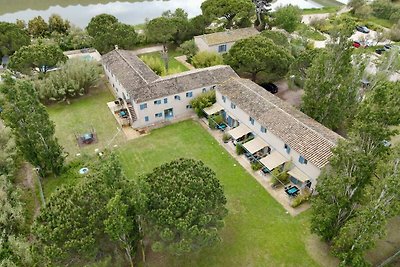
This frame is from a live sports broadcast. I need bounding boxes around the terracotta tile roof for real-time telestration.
[196,27,260,46]
[102,50,238,103]
[218,78,344,168]
[102,49,159,90]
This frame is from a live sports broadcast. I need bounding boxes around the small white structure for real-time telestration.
[63,48,102,62]
[194,27,260,54]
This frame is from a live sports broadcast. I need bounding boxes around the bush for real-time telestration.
[140,55,166,75]
[236,144,245,155]
[190,90,216,117]
[222,133,231,142]
[371,0,399,20]
[35,58,101,102]
[177,39,199,63]
[251,161,263,171]
[296,24,326,41]
[389,21,400,41]
[208,114,223,129]
[260,30,289,47]
[273,4,302,33]
[270,168,290,187]
[191,51,224,68]
[291,189,312,208]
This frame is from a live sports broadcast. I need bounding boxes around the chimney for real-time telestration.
[115,45,119,50]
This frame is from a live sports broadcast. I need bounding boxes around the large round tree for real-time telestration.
[201,0,254,28]
[140,158,228,255]
[225,35,293,82]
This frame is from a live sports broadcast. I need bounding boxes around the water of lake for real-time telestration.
[0,0,348,28]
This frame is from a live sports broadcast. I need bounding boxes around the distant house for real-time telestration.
[63,48,102,62]
[194,27,260,54]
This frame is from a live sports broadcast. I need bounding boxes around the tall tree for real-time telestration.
[273,4,302,33]
[139,158,228,255]
[32,154,137,266]
[201,0,255,28]
[332,145,400,266]
[0,76,65,176]
[34,57,101,102]
[301,34,362,130]
[225,35,293,81]
[8,43,67,74]
[0,22,30,59]
[27,16,49,37]
[311,81,400,243]
[145,17,177,50]
[48,14,71,34]
[104,191,140,267]
[253,0,273,30]
[86,14,137,54]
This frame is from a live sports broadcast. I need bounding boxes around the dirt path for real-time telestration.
[174,55,195,70]
[132,45,164,55]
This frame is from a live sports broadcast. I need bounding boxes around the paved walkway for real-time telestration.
[132,45,164,55]
[174,55,195,70]
[196,118,310,216]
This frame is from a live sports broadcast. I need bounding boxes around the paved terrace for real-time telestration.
[197,118,310,216]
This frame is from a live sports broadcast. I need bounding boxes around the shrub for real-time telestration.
[270,168,290,187]
[208,114,223,129]
[273,4,302,33]
[140,55,166,75]
[290,189,312,208]
[222,133,231,142]
[177,39,199,62]
[260,30,289,47]
[389,21,400,41]
[192,51,224,68]
[35,58,101,102]
[251,161,263,171]
[236,143,245,155]
[190,90,216,117]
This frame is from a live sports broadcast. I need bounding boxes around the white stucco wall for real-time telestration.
[194,36,236,54]
[103,65,130,100]
[132,85,216,129]
[216,90,321,185]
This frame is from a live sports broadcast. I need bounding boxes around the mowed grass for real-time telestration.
[117,120,319,267]
[47,85,124,157]
[140,50,189,76]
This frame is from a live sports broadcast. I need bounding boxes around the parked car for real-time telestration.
[375,48,386,55]
[353,41,361,48]
[384,44,392,50]
[260,83,278,94]
[356,25,370,33]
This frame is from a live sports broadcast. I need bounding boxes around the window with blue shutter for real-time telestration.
[186,92,193,98]
[261,126,267,133]
[299,156,308,164]
[284,144,291,154]
[231,103,236,109]
[174,95,181,100]
[249,117,254,125]
[140,103,147,110]
[164,98,168,104]
[155,113,163,118]
[144,116,149,122]
[154,100,161,105]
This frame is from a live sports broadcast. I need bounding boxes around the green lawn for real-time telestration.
[297,23,327,41]
[140,49,189,76]
[47,84,124,157]
[116,121,319,267]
